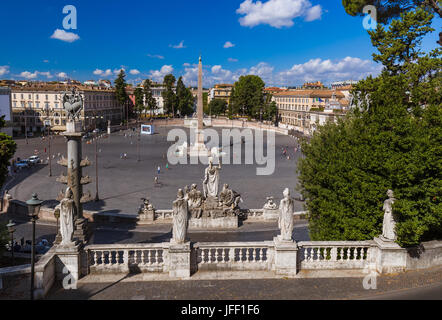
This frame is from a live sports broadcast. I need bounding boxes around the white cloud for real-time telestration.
[93,69,113,77]
[93,69,103,75]
[19,71,38,79]
[228,58,239,62]
[169,41,186,49]
[236,0,322,28]
[19,71,53,79]
[129,69,140,75]
[183,63,191,67]
[147,54,165,59]
[149,65,174,82]
[113,68,126,75]
[0,66,10,76]
[277,57,382,84]
[57,72,68,78]
[223,41,235,48]
[50,29,80,42]
[305,4,322,21]
[179,57,380,88]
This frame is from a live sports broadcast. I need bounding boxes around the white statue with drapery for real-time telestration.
[382,190,397,241]
[172,189,189,244]
[203,159,221,198]
[279,188,295,241]
[60,187,76,246]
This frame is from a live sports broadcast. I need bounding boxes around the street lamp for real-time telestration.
[26,193,43,301]
[6,220,16,265]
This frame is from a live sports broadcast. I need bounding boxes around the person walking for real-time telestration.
[166,163,169,170]
[157,165,161,174]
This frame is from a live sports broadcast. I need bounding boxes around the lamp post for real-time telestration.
[26,193,43,300]
[6,220,16,265]
[47,124,52,177]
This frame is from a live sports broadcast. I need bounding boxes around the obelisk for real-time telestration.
[190,55,208,156]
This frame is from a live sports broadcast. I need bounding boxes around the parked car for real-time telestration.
[28,155,41,165]
[26,132,34,137]
[16,159,30,169]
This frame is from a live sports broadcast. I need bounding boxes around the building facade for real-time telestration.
[272,89,348,135]
[208,84,234,105]
[11,84,123,135]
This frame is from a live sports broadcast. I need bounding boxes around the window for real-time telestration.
[36,102,40,108]
[13,94,16,99]
[29,94,31,99]
[36,94,39,100]
[45,95,49,100]
[13,102,17,107]
[21,94,24,99]
[55,103,58,109]
[28,102,32,108]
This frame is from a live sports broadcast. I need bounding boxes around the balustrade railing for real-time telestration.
[194,242,274,271]
[298,241,374,269]
[86,243,168,273]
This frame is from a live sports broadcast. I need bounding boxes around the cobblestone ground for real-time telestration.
[10,127,303,214]
[45,266,442,300]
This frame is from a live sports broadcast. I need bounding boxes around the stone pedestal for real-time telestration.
[188,216,239,229]
[54,243,82,289]
[168,242,191,279]
[73,218,90,244]
[263,208,279,220]
[274,237,298,277]
[139,209,155,223]
[373,236,407,274]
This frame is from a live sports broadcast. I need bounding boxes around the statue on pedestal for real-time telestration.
[382,190,397,241]
[203,159,221,198]
[172,189,189,244]
[264,197,278,210]
[187,184,203,218]
[60,187,76,246]
[219,184,241,209]
[279,188,294,241]
[62,88,83,121]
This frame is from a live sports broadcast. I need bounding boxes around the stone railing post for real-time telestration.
[373,237,407,274]
[273,237,298,277]
[168,242,191,279]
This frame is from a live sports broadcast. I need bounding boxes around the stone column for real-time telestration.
[62,121,90,243]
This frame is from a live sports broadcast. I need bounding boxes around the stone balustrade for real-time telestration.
[298,241,375,270]
[86,243,169,274]
[194,241,275,271]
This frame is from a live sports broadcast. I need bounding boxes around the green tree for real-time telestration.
[143,79,158,118]
[209,99,228,116]
[342,0,441,24]
[298,7,442,247]
[162,74,177,117]
[230,75,265,118]
[0,116,16,190]
[176,77,194,117]
[133,87,144,122]
[114,70,129,124]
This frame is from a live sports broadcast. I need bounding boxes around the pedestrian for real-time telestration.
[157,165,161,174]
[166,163,169,170]
[155,176,159,184]
[124,153,127,159]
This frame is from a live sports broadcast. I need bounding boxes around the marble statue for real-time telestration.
[279,188,295,241]
[382,190,397,241]
[188,184,203,218]
[219,184,241,209]
[264,197,278,210]
[172,189,189,244]
[203,159,221,198]
[60,187,76,246]
[62,88,83,121]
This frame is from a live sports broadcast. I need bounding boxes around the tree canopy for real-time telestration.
[342,0,441,24]
[230,75,265,118]
[298,7,441,247]
[176,77,195,117]
[209,99,228,116]
[143,79,158,117]
[162,74,177,116]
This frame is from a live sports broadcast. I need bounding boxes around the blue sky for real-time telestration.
[0,0,440,87]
